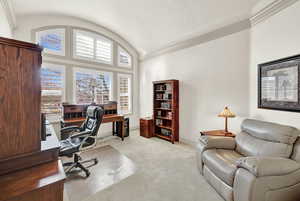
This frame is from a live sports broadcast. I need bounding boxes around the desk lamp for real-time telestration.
[218,106,236,135]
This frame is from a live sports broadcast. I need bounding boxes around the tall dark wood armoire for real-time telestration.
[0,37,42,160]
[0,37,65,201]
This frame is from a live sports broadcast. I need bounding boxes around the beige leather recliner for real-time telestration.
[196,119,300,201]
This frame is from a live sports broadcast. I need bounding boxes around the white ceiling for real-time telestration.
[12,0,261,56]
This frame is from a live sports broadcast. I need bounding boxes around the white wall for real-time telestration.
[249,1,300,128]
[14,14,140,137]
[0,3,12,38]
[140,30,250,142]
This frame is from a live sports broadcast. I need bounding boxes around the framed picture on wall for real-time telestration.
[258,54,300,112]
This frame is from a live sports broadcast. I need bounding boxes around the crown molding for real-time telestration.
[0,0,17,30]
[250,0,299,25]
[141,19,251,61]
[140,0,299,62]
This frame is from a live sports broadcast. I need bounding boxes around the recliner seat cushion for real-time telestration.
[202,149,243,186]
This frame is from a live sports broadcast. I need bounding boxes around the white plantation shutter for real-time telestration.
[118,74,132,114]
[118,46,132,67]
[74,68,112,104]
[75,32,94,59]
[41,63,65,120]
[96,39,112,63]
[73,29,113,64]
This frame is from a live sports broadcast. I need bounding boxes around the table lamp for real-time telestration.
[218,106,236,135]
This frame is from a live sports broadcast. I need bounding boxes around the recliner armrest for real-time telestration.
[199,136,236,150]
[236,156,300,177]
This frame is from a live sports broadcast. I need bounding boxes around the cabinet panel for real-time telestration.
[0,43,41,160]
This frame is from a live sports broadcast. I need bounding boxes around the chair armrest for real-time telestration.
[70,130,91,139]
[199,136,236,150]
[61,126,81,133]
[236,157,300,177]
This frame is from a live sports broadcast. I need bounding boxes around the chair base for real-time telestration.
[63,153,98,178]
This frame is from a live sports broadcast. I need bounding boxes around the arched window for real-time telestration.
[35,25,135,117]
[36,28,65,56]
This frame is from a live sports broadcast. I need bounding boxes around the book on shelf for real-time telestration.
[161,102,171,109]
[161,128,172,136]
[156,119,163,126]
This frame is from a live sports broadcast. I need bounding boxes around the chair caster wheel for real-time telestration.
[85,171,90,177]
[94,159,98,164]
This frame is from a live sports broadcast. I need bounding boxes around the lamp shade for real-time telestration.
[218,107,236,118]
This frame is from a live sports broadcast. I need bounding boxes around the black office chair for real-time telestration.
[59,106,104,177]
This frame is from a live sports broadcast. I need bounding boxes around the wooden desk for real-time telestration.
[200,130,236,138]
[0,124,65,201]
[62,114,125,141]
[0,160,65,201]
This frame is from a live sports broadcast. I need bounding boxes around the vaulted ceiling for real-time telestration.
[12,0,261,56]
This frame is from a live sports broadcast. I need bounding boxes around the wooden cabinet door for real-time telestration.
[0,44,41,160]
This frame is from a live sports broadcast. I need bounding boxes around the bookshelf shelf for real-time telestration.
[156,116,172,120]
[155,99,172,101]
[156,125,173,130]
[153,80,179,144]
[155,133,172,141]
[154,108,172,110]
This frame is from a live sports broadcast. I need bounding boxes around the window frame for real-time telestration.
[40,62,66,120]
[118,45,132,68]
[73,29,113,65]
[73,67,114,105]
[36,28,66,56]
[117,73,132,115]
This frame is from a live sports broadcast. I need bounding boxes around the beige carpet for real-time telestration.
[63,145,137,201]
[64,130,223,201]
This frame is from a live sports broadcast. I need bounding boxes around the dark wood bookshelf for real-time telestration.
[153,80,179,144]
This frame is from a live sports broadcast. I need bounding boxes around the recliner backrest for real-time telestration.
[292,136,300,162]
[235,119,300,158]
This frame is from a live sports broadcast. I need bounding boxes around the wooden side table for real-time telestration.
[200,130,235,137]
[140,118,153,138]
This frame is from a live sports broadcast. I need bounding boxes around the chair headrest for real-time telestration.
[87,106,103,118]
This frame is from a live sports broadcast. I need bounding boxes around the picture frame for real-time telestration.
[258,54,300,112]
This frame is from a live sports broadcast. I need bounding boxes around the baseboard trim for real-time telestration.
[179,137,197,147]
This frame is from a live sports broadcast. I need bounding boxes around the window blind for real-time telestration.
[118,74,131,114]
[41,65,64,118]
[118,46,132,67]
[96,39,112,63]
[75,32,94,59]
[74,68,112,104]
[74,30,113,64]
